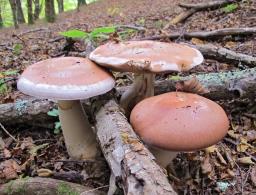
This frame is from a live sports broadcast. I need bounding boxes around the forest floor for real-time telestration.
[0,0,256,194]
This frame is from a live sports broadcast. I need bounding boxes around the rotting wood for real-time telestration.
[0,177,105,195]
[140,27,256,40]
[93,100,177,195]
[1,67,256,127]
[194,44,256,67]
[166,0,241,26]
[0,99,56,128]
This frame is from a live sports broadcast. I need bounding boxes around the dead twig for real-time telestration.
[141,27,256,40]
[166,0,241,26]
[17,28,49,36]
[0,122,17,142]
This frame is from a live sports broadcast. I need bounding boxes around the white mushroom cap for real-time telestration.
[17,57,115,100]
[89,40,204,73]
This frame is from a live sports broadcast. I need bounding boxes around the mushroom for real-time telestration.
[130,92,229,168]
[89,40,204,115]
[17,57,115,160]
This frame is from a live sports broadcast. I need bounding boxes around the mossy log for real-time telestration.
[0,177,105,195]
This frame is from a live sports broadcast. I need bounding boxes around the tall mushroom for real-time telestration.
[130,92,229,168]
[17,57,115,160]
[89,40,204,115]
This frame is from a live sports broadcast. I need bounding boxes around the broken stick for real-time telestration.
[94,100,177,195]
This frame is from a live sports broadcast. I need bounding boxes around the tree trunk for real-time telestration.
[16,0,25,24]
[0,5,3,28]
[77,0,87,10]
[45,0,55,23]
[8,0,18,28]
[27,0,34,24]
[33,0,41,20]
[57,0,64,13]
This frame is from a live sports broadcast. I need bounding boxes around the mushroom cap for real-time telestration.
[89,40,204,73]
[130,92,229,151]
[17,57,115,100]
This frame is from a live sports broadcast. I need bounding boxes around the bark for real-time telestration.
[0,177,105,195]
[27,0,34,24]
[94,100,177,195]
[57,0,64,13]
[0,99,56,128]
[194,44,256,67]
[77,0,87,10]
[141,27,256,40]
[45,0,55,23]
[16,0,25,24]
[166,0,241,25]
[1,67,256,127]
[33,0,41,20]
[8,0,18,28]
[0,5,3,28]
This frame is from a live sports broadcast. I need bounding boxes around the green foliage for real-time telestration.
[222,3,238,13]
[59,26,116,42]
[13,44,23,55]
[57,182,79,195]
[59,29,87,38]
[47,108,62,134]
[0,69,18,95]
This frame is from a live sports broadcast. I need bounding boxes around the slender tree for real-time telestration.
[57,0,64,13]
[77,0,86,10]
[0,4,3,28]
[9,0,19,28]
[27,0,34,24]
[16,0,25,24]
[34,0,41,20]
[45,0,55,23]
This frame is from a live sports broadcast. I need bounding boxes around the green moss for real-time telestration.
[57,182,79,195]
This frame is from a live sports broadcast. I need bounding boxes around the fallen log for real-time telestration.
[1,67,256,127]
[166,0,241,26]
[194,44,256,67]
[93,100,177,195]
[0,99,56,128]
[140,27,256,40]
[0,177,105,195]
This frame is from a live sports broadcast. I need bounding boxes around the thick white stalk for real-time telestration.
[149,146,178,168]
[120,73,155,116]
[58,100,98,160]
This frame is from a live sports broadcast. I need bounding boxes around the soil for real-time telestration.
[0,0,256,194]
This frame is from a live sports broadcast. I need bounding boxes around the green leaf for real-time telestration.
[90,26,116,38]
[0,79,8,95]
[59,29,87,38]
[13,44,23,55]
[47,108,59,117]
[54,122,62,134]
[222,3,238,13]
[3,70,19,76]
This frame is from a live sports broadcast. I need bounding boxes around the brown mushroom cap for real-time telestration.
[89,40,204,73]
[17,57,115,100]
[130,92,229,151]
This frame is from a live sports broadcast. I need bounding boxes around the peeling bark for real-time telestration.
[94,100,177,195]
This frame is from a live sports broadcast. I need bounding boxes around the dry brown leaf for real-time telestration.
[251,166,256,187]
[227,130,240,139]
[224,41,236,49]
[37,168,53,177]
[227,169,235,178]
[175,76,209,95]
[246,130,256,142]
[205,145,217,154]
[216,150,227,165]
[237,157,255,165]
[3,148,11,158]
[0,159,21,181]
[191,38,205,45]
[201,155,213,175]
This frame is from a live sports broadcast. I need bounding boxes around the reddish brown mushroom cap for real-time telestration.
[89,40,204,73]
[130,92,229,151]
[17,57,115,100]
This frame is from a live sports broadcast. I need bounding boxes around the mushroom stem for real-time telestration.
[120,73,155,116]
[149,146,178,168]
[58,100,98,160]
